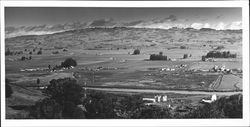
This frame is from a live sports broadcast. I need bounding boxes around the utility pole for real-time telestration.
[92,71,94,85]
[84,81,87,98]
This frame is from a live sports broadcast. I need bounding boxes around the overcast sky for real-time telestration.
[5,7,242,30]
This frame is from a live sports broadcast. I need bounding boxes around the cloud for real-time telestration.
[190,21,242,30]
[215,22,227,30]
[152,15,177,24]
[201,19,208,21]
[216,15,223,19]
[191,23,204,29]
[226,21,242,29]
[203,23,211,28]
[5,19,242,38]
[123,20,145,26]
[88,18,116,27]
[5,22,87,38]
[164,15,177,22]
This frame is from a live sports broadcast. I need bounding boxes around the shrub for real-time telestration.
[52,51,59,54]
[21,56,26,61]
[202,55,206,61]
[5,48,13,56]
[136,105,171,119]
[61,58,77,68]
[159,52,163,55]
[37,50,42,55]
[6,79,13,98]
[180,46,187,49]
[37,78,40,85]
[215,46,225,50]
[133,49,140,55]
[183,54,188,59]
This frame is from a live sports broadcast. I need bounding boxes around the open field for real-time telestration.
[5,27,242,119]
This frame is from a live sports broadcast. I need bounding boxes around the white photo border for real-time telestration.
[1,1,249,127]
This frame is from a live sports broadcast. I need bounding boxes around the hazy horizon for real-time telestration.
[5,7,242,38]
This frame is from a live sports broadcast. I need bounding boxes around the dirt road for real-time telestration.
[84,87,242,95]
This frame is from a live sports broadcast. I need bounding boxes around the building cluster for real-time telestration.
[142,95,168,105]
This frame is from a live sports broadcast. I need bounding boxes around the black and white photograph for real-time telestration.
[1,1,249,127]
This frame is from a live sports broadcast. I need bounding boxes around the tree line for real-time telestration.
[205,51,237,58]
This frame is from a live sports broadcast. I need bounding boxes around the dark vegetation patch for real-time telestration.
[205,51,237,58]
[132,49,140,55]
[150,52,168,60]
[61,58,77,68]
[7,77,242,119]
[6,79,13,98]
[186,94,242,118]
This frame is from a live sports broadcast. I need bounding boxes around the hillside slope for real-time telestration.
[5,27,242,51]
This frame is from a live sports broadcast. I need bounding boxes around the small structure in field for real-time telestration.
[200,94,217,103]
[143,95,168,105]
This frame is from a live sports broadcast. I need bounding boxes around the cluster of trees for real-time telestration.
[31,78,85,118]
[26,48,42,55]
[21,56,32,61]
[48,58,77,71]
[186,94,242,118]
[61,58,77,68]
[205,51,237,58]
[5,48,23,56]
[150,52,168,60]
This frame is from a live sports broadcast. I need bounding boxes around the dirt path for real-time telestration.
[84,87,242,96]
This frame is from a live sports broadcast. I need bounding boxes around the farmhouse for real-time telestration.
[143,95,168,105]
[200,94,217,103]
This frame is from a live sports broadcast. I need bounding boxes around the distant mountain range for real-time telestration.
[5,18,242,38]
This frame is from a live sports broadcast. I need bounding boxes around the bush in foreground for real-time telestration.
[6,79,13,98]
[33,98,62,119]
[32,78,85,118]
[186,94,242,118]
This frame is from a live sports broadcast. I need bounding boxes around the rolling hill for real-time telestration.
[5,27,242,51]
